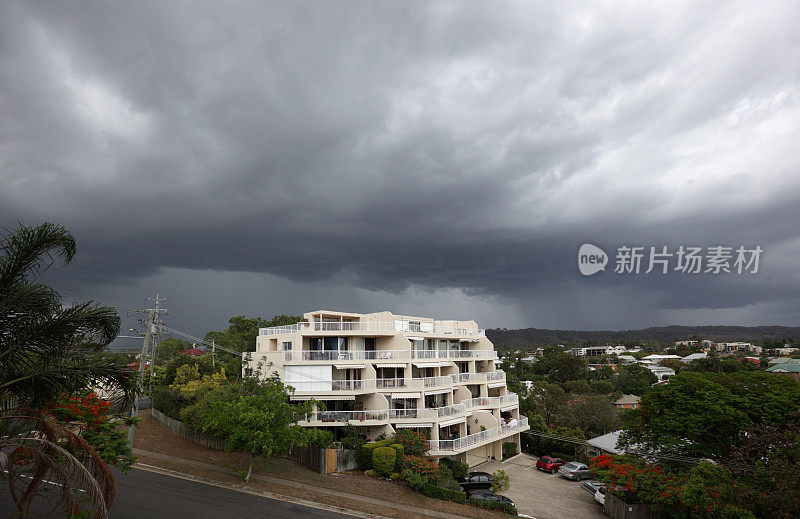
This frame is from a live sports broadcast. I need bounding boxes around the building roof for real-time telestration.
[587,431,625,454]
[615,394,641,405]
[769,357,800,364]
[181,348,205,356]
[765,363,800,373]
[681,352,708,362]
[642,354,681,360]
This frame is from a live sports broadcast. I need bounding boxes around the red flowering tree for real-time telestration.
[394,429,428,457]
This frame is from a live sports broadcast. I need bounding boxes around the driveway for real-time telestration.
[472,453,605,519]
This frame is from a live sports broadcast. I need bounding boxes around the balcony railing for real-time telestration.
[423,376,452,388]
[388,408,419,419]
[428,417,529,452]
[411,350,497,360]
[486,370,505,381]
[436,403,466,418]
[301,410,388,422]
[260,321,485,336]
[499,394,518,406]
[288,380,375,392]
[457,372,486,383]
[375,378,411,389]
[286,350,407,362]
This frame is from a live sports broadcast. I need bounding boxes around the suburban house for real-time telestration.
[568,345,627,357]
[614,394,641,409]
[680,352,707,363]
[647,365,676,381]
[587,430,626,456]
[765,363,800,382]
[641,354,681,365]
[243,310,528,466]
[716,342,762,354]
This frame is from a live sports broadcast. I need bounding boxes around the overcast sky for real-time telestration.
[3,1,800,341]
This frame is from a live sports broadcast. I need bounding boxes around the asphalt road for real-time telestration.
[1,466,354,519]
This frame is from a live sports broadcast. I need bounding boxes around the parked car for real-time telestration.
[558,461,594,481]
[458,472,493,491]
[467,490,515,508]
[536,455,567,474]
[581,480,604,494]
[594,486,606,505]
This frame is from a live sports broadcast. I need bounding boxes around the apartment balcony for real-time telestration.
[411,350,497,360]
[388,403,468,423]
[427,417,529,454]
[260,321,485,337]
[284,350,410,362]
[299,410,388,425]
[288,379,375,393]
[486,370,505,381]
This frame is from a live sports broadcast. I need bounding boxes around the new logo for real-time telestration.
[578,244,608,276]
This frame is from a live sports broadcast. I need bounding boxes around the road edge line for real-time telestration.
[133,462,390,519]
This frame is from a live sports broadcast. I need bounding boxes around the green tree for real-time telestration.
[0,222,137,517]
[619,372,750,460]
[615,363,657,396]
[192,372,314,481]
[156,337,192,363]
[526,381,567,428]
[562,394,620,437]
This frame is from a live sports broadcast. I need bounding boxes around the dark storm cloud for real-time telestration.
[3,0,800,330]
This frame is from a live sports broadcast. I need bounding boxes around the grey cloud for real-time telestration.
[3,1,800,331]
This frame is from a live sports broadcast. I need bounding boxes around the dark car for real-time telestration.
[536,455,567,474]
[459,471,493,491]
[467,490,515,508]
[559,461,594,481]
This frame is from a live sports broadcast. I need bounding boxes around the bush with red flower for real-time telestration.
[45,391,138,472]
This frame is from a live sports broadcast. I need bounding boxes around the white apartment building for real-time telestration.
[244,310,528,467]
[569,345,627,357]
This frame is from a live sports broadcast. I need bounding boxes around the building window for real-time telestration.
[283,341,292,351]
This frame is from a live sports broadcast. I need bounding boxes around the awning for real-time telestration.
[290,395,355,401]
[334,364,365,369]
[425,388,451,396]
[406,336,424,341]
[439,417,466,427]
[412,361,454,368]
[487,381,506,389]
[391,392,421,399]
[395,423,432,428]
[375,363,407,369]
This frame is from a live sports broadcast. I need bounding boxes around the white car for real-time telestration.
[594,487,605,506]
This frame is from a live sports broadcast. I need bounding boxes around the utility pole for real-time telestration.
[128,294,167,446]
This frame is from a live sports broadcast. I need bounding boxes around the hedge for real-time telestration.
[422,484,466,504]
[469,496,518,515]
[151,385,184,420]
[373,447,396,477]
[390,443,404,473]
[356,438,398,470]
[439,458,468,480]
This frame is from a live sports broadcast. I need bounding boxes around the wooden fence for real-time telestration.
[150,408,225,451]
[150,408,356,474]
[605,493,652,519]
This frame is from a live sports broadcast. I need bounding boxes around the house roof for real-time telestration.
[642,354,681,360]
[768,357,800,364]
[615,394,641,405]
[587,431,625,454]
[181,348,205,356]
[681,352,707,362]
[765,363,800,373]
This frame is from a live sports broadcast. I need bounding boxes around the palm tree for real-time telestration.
[1,222,137,517]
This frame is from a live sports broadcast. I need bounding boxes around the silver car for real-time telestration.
[558,461,593,481]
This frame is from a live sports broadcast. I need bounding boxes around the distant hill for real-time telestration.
[486,325,800,351]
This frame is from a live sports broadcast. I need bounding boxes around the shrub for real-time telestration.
[390,472,402,480]
[402,469,428,491]
[342,436,365,450]
[422,484,467,504]
[395,429,428,457]
[492,469,510,493]
[364,469,377,478]
[151,385,185,420]
[309,429,335,448]
[469,496,517,515]
[390,443,404,473]
[373,446,397,477]
[433,466,461,491]
[439,458,469,480]
[403,455,439,480]
[503,442,518,459]
[356,437,396,470]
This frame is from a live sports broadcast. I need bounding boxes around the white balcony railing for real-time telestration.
[388,408,420,419]
[499,394,518,406]
[288,380,375,392]
[423,376,452,388]
[301,410,388,422]
[260,321,485,336]
[375,378,411,389]
[486,370,505,381]
[457,372,486,383]
[411,350,497,360]
[436,403,466,418]
[286,350,407,362]
[428,417,529,452]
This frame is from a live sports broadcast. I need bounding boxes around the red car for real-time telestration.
[536,456,567,473]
